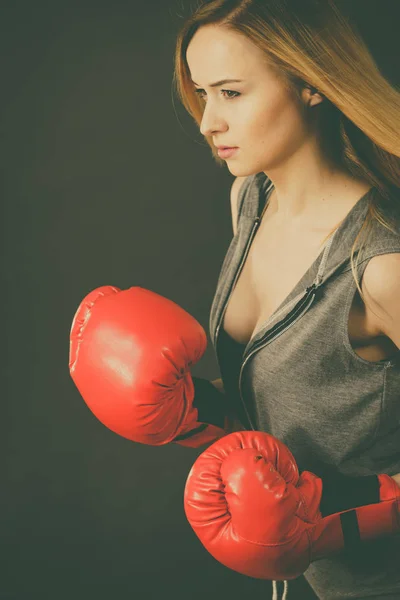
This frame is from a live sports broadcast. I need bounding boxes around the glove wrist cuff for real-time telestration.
[173,377,228,448]
[319,471,380,517]
[312,471,400,561]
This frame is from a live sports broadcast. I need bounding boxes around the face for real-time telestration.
[186,25,323,176]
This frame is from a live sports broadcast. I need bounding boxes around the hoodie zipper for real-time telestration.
[215,217,261,363]
[237,282,320,430]
[215,213,332,431]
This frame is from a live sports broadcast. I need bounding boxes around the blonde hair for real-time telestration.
[173,0,400,313]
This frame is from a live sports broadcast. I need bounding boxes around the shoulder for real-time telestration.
[230,176,248,235]
[229,173,270,235]
[230,176,248,208]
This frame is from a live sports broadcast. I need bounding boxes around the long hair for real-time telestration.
[173,0,400,310]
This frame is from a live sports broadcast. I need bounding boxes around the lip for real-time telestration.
[217,147,238,159]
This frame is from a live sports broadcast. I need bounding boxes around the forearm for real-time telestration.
[391,473,400,487]
[210,377,244,434]
[173,376,242,447]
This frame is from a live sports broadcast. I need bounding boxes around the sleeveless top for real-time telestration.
[209,172,400,599]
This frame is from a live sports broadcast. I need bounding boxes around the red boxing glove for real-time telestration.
[184,431,400,580]
[69,285,228,447]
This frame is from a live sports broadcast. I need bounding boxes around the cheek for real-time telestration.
[245,100,306,153]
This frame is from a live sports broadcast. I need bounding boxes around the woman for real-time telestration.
[174,0,400,598]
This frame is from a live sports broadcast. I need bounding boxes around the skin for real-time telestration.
[186,24,371,231]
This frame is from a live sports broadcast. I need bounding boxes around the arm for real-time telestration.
[173,376,244,447]
[183,431,400,581]
[211,377,245,434]
[178,177,247,445]
[344,256,400,492]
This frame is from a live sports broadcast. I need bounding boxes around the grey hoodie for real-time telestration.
[209,172,400,599]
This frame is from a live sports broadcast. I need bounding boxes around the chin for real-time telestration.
[228,165,259,178]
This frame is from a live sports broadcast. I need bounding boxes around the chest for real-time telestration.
[222,216,397,363]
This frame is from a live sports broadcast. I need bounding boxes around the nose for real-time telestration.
[200,103,228,138]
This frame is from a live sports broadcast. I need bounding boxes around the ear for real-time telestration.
[302,84,324,108]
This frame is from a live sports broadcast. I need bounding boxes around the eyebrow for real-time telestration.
[191,78,243,88]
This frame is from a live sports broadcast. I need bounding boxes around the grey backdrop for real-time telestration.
[2,2,398,599]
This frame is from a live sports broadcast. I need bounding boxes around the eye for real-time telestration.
[194,89,240,101]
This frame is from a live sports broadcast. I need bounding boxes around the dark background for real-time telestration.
[2,2,398,599]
